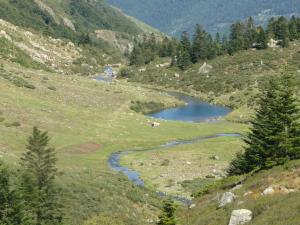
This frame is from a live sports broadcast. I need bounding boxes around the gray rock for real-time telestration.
[189,203,196,209]
[228,209,252,225]
[198,62,213,74]
[219,192,235,208]
[243,191,253,197]
[262,186,275,195]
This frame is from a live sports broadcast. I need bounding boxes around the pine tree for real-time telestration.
[289,16,298,40]
[244,17,257,48]
[177,45,191,70]
[157,199,177,225]
[20,127,63,225]
[0,161,24,225]
[177,32,191,70]
[256,27,268,50]
[228,21,245,54]
[191,24,207,63]
[273,17,290,47]
[129,46,145,66]
[276,74,300,160]
[228,74,300,175]
[214,32,223,56]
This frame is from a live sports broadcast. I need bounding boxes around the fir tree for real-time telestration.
[129,46,145,66]
[214,32,223,56]
[228,74,300,175]
[256,27,268,50]
[157,199,177,225]
[289,16,299,41]
[20,127,63,225]
[228,21,245,54]
[244,17,257,48]
[0,161,24,225]
[177,32,191,70]
[191,24,207,63]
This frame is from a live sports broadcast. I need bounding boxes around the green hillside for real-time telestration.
[176,160,300,225]
[108,0,300,36]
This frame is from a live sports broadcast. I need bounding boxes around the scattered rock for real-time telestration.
[219,192,235,208]
[0,30,12,41]
[63,17,76,31]
[156,62,170,68]
[268,38,279,48]
[243,191,253,197]
[186,161,192,165]
[228,209,252,225]
[189,203,196,209]
[198,62,213,74]
[210,155,220,160]
[262,186,275,195]
[231,184,243,191]
[174,73,180,78]
[278,186,295,194]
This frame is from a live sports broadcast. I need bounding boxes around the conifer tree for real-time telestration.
[244,17,257,48]
[177,32,191,70]
[157,199,177,225]
[20,127,63,225]
[228,74,300,175]
[289,16,298,40]
[228,21,245,54]
[191,24,207,63]
[256,27,268,50]
[0,161,24,225]
[129,46,145,66]
[214,32,223,56]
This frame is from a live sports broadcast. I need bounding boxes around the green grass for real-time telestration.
[176,160,300,225]
[0,61,248,224]
[121,133,246,197]
[125,41,300,121]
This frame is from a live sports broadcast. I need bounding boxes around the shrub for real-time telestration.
[5,122,21,127]
[48,86,57,91]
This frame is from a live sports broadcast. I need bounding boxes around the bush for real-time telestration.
[119,67,131,77]
[0,117,4,123]
[5,122,21,127]
[48,86,57,91]
[130,100,165,114]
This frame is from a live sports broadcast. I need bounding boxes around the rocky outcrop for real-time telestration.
[219,192,235,208]
[63,18,76,31]
[198,62,213,74]
[228,209,252,225]
[262,186,275,195]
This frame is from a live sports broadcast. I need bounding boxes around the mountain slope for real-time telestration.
[107,0,300,36]
[177,160,300,225]
[0,0,165,75]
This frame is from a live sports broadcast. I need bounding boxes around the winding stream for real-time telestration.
[108,92,240,204]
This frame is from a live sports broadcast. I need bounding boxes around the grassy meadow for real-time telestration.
[0,59,248,224]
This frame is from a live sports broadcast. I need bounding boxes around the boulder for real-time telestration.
[262,186,275,195]
[219,192,235,208]
[243,191,253,197]
[228,209,252,225]
[198,62,213,74]
[189,203,196,209]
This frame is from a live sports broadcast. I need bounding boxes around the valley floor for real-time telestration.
[0,61,247,224]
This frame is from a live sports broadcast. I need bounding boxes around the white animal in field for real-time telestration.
[151,122,160,127]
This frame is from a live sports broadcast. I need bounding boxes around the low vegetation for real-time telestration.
[130,100,165,114]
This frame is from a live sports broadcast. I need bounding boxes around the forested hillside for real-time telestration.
[107,0,300,36]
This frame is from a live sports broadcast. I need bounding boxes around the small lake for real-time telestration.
[108,92,237,204]
[149,92,231,122]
